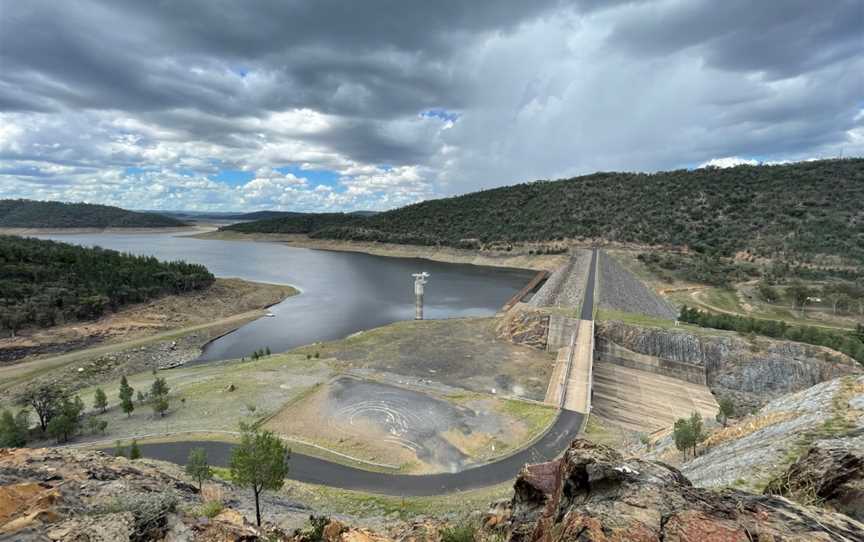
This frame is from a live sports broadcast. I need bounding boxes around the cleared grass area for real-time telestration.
[49,352,332,445]
[595,308,735,338]
[499,399,557,441]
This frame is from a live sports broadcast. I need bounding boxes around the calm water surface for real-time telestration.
[39,233,533,361]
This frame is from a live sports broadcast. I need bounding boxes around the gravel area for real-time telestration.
[528,249,591,309]
[597,251,677,319]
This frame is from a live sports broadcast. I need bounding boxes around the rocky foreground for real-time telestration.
[3,440,863,541]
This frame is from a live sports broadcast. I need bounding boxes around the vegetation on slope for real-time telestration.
[228,159,864,264]
[222,212,359,234]
[0,235,214,335]
[0,199,186,228]
[679,305,864,363]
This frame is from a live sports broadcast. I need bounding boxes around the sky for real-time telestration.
[0,0,862,212]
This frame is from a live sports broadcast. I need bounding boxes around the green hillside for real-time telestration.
[0,200,187,228]
[222,212,359,234]
[231,159,863,263]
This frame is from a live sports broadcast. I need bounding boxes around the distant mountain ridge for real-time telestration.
[0,199,186,228]
[226,159,864,263]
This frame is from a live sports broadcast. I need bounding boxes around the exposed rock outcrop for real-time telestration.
[596,320,861,409]
[764,435,864,521]
[0,447,276,541]
[497,307,549,350]
[508,439,864,541]
[678,375,864,493]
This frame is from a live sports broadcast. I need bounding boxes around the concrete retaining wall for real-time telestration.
[594,336,707,385]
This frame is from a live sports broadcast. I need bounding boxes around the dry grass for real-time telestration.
[701,412,798,449]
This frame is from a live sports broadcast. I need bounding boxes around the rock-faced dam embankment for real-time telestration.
[594,320,862,409]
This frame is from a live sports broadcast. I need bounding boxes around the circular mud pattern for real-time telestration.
[326,377,471,468]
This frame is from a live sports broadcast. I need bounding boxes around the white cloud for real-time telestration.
[698,157,760,169]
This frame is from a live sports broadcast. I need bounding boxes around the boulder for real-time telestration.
[507,439,864,542]
[764,437,864,521]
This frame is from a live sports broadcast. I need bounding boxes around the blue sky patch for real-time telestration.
[209,169,255,186]
[421,109,459,122]
[277,165,342,189]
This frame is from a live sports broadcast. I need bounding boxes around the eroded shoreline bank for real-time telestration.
[192,230,569,271]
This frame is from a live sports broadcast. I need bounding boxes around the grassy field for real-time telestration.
[38,352,332,445]
[608,249,861,332]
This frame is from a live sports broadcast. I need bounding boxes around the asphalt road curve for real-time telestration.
[106,249,597,496]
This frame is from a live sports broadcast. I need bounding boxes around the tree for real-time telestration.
[185,448,213,491]
[129,439,142,460]
[87,416,108,435]
[119,376,135,417]
[93,388,108,413]
[229,424,290,527]
[689,411,706,457]
[114,440,127,458]
[150,376,169,398]
[673,418,694,459]
[47,396,84,443]
[137,390,146,404]
[756,281,779,303]
[152,395,169,418]
[0,409,29,447]
[716,397,735,428]
[21,384,65,432]
[787,281,812,314]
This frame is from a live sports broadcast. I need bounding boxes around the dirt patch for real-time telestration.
[307,318,554,402]
[265,376,535,473]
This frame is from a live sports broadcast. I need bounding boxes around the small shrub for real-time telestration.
[198,500,223,518]
[129,439,142,460]
[440,522,477,542]
[100,492,178,542]
[301,514,330,542]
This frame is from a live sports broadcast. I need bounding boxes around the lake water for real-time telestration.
[38,233,534,361]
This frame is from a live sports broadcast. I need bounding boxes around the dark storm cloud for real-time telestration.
[0,0,860,211]
[607,0,863,78]
[0,0,565,116]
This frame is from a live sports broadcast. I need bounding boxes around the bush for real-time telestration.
[100,492,178,542]
[0,409,29,447]
[440,521,477,542]
[198,500,223,519]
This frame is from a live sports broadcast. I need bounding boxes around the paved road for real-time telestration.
[106,249,598,496]
[118,410,583,496]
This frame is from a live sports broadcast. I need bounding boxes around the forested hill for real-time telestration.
[0,200,186,228]
[222,212,360,234]
[228,159,864,263]
[0,235,214,335]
